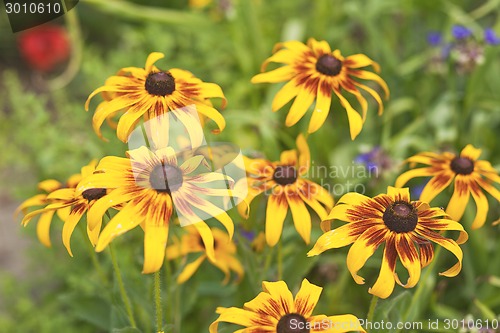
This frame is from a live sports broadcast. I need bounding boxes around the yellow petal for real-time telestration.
[285,88,315,127]
[296,134,310,174]
[272,79,301,112]
[194,102,226,132]
[394,167,433,188]
[312,314,367,333]
[417,229,463,277]
[177,254,206,283]
[345,53,380,72]
[145,52,165,73]
[36,211,55,247]
[394,234,421,288]
[142,222,169,274]
[387,186,410,202]
[445,176,470,221]
[38,179,62,192]
[307,223,359,256]
[420,172,455,203]
[265,193,289,247]
[334,90,363,140]
[62,207,87,257]
[470,187,489,229]
[460,144,482,161]
[350,69,390,98]
[368,238,396,299]
[251,66,295,84]
[193,222,215,262]
[308,87,332,133]
[261,280,295,314]
[287,194,312,244]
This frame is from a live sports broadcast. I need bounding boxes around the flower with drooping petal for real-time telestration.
[238,134,334,246]
[251,38,389,139]
[395,144,500,229]
[77,146,237,273]
[86,52,226,142]
[166,225,243,284]
[210,279,366,333]
[18,161,108,255]
[308,187,468,299]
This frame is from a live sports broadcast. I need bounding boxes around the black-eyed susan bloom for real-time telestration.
[251,38,389,139]
[19,161,108,255]
[396,145,500,229]
[86,52,227,142]
[308,187,468,299]
[166,225,243,284]
[77,146,236,274]
[210,279,366,333]
[238,134,333,247]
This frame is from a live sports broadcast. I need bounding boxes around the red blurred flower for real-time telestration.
[17,24,70,72]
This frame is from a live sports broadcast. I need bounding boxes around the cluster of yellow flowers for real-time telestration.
[17,38,500,332]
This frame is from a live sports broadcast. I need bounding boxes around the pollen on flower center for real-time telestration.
[145,71,176,96]
[276,313,310,333]
[149,163,183,193]
[273,165,298,185]
[82,188,107,201]
[315,54,343,76]
[450,157,474,175]
[383,201,418,233]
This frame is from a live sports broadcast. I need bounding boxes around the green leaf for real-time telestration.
[111,328,142,333]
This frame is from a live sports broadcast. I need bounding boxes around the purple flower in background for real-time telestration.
[452,25,472,39]
[484,28,500,45]
[355,147,392,175]
[427,31,443,46]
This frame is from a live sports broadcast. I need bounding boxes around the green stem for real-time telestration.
[174,283,182,333]
[277,239,283,280]
[366,295,379,332]
[109,245,137,328]
[154,271,163,333]
[164,261,173,331]
[77,225,108,287]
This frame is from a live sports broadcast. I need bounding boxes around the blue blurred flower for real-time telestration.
[452,25,472,39]
[427,31,443,46]
[355,147,392,175]
[484,28,500,45]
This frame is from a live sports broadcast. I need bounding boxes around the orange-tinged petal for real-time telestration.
[307,38,332,56]
[261,49,297,71]
[420,172,455,203]
[394,234,421,288]
[446,176,470,221]
[261,280,295,315]
[417,229,463,277]
[368,236,396,299]
[346,225,387,284]
[294,279,322,318]
[209,307,261,333]
[286,88,315,127]
[265,193,288,246]
[387,186,410,202]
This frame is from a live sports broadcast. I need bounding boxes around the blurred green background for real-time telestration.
[1,0,499,332]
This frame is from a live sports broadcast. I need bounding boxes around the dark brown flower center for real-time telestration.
[82,188,107,201]
[316,54,343,76]
[277,313,309,333]
[149,164,183,193]
[273,166,297,185]
[383,201,418,233]
[145,71,176,96]
[450,157,474,175]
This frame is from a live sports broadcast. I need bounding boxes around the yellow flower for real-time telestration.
[166,225,243,284]
[210,278,366,333]
[77,146,236,274]
[238,134,333,246]
[252,38,389,139]
[18,161,108,255]
[86,52,227,142]
[308,187,468,299]
[395,144,500,229]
